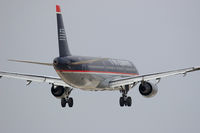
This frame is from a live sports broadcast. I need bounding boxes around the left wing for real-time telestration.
[109,67,200,88]
[0,71,69,87]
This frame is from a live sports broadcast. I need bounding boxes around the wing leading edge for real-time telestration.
[109,67,200,88]
[0,71,69,87]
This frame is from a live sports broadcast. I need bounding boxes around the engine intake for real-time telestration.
[51,86,65,97]
[139,82,158,98]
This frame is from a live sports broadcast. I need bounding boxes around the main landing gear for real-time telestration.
[119,85,132,107]
[61,87,74,108]
[61,97,73,108]
[51,84,74,108]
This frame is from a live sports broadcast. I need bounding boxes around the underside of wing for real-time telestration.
[109,66,200,88]
[0,71,69,87]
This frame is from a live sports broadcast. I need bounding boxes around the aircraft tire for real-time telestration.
[61,98,67,108]
[127,97,132,107]
[119,97,124,107]
[68,97,73,107]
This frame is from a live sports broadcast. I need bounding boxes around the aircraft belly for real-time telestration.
[57,71,115,90]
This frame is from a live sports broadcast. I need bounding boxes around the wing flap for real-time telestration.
[109,67,200,88]
[0,71,69,87]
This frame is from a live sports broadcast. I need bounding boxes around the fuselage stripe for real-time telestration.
[56,70,139,76]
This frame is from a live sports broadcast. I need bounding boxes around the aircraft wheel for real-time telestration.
[61,98,67,108]
[127,97,132,107]
[68,97,73,107]
[119,97,124,107]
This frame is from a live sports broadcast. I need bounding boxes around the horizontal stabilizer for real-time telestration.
[8,59,53,66]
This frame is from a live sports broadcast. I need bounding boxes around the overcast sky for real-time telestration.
[0,0,200,133]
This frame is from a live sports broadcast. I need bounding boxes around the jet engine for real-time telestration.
[139,81,158,98]
[51,86,65,98]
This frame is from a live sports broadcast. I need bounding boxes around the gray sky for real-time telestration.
[0,0,200,133]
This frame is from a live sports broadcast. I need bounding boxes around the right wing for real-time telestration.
[109,67,200,88]
[0,71,70,87]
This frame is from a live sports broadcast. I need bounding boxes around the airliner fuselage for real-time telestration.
[54,56,139,90]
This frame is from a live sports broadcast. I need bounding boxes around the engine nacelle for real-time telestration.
[139,82,158,98]
[51,86,65,98]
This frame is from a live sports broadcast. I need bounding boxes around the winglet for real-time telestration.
[56,5,61,13]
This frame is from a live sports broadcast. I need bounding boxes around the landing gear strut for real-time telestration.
[51,84,74,108]
[119,85,132,107]
[60,87,74,108]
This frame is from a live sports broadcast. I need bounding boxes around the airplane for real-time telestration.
[0,5,200,108]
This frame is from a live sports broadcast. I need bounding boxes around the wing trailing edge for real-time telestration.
[0,71,69,87]
[109,66,200,88]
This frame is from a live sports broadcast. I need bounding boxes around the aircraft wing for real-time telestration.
[0,71,70,87]
[109,67,200,88]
